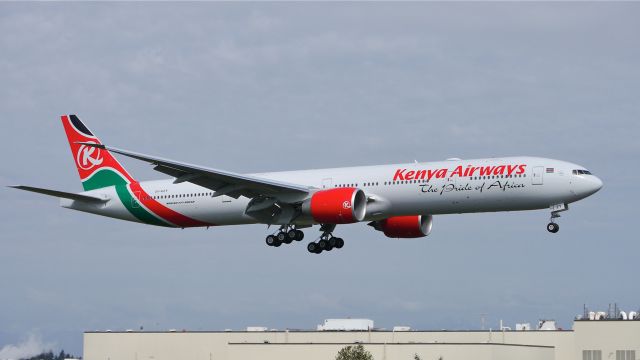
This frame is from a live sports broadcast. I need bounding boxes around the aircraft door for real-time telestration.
[532,166,544,185]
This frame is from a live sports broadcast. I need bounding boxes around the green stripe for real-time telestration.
[115,184,172,227]
[82,168,128,191]
[83,169,172,227]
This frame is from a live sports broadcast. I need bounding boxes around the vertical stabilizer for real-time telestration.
[61,114,136,191]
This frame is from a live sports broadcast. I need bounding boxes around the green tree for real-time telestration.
[21,349,77,360]
[335,344,374,360]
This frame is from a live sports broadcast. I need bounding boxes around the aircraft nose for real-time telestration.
[582,175,603,197]
[592,176,604,193]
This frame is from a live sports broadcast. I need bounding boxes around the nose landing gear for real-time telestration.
[546,203,567,233]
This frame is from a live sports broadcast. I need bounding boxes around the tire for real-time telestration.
[287,229,298,241]
[307,242,319,253]
[295,230,304,241]
[265,235,277,247]
[273,240,282,247]
[277,232,287,242]
[334,238,344,249]
[318,239,329,250]
[547,223,559,233]
[283,231,294,244]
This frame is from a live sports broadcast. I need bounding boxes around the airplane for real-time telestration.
[10,115,603,254]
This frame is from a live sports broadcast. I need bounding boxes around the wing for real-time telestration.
[77,143,310,200]
[9,185,108,203]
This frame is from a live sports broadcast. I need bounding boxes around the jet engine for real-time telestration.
[301,188,366,224]
[369,215,433,238]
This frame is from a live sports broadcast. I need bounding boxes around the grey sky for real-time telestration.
[1,2,639,355]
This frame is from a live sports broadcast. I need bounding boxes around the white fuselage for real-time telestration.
[64,156,602,227]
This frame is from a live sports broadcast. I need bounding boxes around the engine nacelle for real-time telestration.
[369,215,433,238]
[302,188,366,224]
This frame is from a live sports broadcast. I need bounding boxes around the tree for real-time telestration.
[335,344,374,360]
[20,349,77,360]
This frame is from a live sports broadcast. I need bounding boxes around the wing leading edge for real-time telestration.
[77,143,310,200]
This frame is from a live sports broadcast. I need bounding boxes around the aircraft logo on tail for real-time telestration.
[61,114,136,190]
[76,141,104,170]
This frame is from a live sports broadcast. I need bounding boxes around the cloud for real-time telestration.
[0,1,639,355]
[0,334,54,360]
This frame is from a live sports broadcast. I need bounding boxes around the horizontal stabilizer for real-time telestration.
[9,185,108,203]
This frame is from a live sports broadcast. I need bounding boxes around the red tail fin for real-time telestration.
[61,114,136,190]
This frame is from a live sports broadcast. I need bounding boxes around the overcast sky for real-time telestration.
[1,2,639,356]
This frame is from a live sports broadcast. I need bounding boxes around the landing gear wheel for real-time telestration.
[282,231,294,244]
[265,235,277,247]
[277,232,288,243]
[295,230,304,241]
[334,238,344,249]
[318,239,329,250]
[287,229,298,241]
[328,237,337,248]
[307,242,320,254]
[547,222,559,233]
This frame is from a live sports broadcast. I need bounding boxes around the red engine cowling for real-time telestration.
[370,215,433,238]
[302,188,366,224]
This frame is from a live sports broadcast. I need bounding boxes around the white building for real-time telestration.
[84,318,640,360]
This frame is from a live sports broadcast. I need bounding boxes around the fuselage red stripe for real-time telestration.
[128,182,212,228]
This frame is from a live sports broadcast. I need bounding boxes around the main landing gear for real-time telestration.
[307,224,344,254]
[265,225,304,247]
[264,224,345,254]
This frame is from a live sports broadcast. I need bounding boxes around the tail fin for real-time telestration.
[61,114,136,191]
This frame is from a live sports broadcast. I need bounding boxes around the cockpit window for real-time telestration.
[572,169,592,175]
